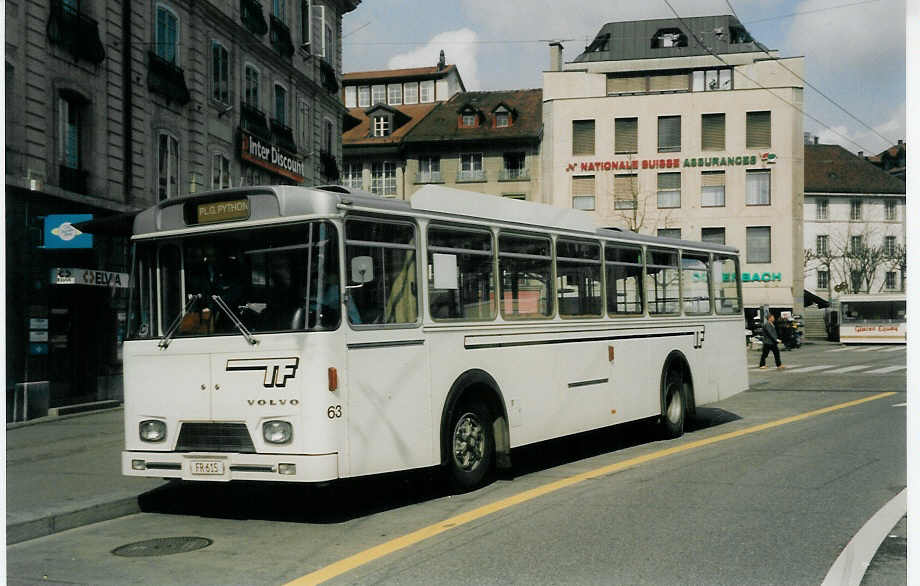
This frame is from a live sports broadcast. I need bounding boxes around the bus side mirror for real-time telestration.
[350,256,374,284]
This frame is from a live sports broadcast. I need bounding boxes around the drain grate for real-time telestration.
[112,537,212,557]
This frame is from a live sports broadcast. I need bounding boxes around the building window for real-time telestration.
[157,132,180,202]
[572,120,595,155]
[324,16,334,64]
[885,236,897,256]
[850,270,863,292]
[614,174,638,209]
[245,64,260,107]
[502,152,526,180]
[418,157,440,183]
[370,161,396,196]
[387,84,402,105]
[311,4,328,58]
[658,228,681,239]
[459,153,484,181]
[817,270,829,289]
[701,171,725,207]
[746,111,771,148]
[211,41,230,105]
[885,199,897,220]
[155,4,179,64]
[403,82,418,104]
[816,199,828,219]
[273,0,286,20]
[373,115,390,137]
[816,234,828,255]
[371,84,385,105]
[322,118,334,153]
[701,113,725,151]
[358,85,370,107]
[344,86,356,108]
[211,153,231,189]
[460,112,478,128]
[657,115,681,152]
[657,172,680,208]
[496,111,510,128]
[746,170,770,205]
[850,235,863,253]
[59,95,82,170]
[572,175,595,210]
[701,227,725,245]
[692,69,731,91]
[274,84,287,125]
[651,28,687,48]
[746,226,771,263]
[300,0,310,45]
[885,271,897,290]
[850,199,862,220]
[503,193,526,200]
[419,80,434,103]
[342,162,363,190]
[297,98,310,150]
[615,117,638,154]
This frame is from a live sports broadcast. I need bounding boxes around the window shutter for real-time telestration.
[657,116,681,152]
[701,171,724,187]
[572,175,595,196]
[614,174,638,203]
[615,118,638,154]
[701,113,725,150]
[572,120,595,155]
[746,227,771,263]
[657,172,680,190]
[607,74,646,94]
[701,171,725,207]
[745,170,770,205]
[648,72,689,92]
[746,111,771,148]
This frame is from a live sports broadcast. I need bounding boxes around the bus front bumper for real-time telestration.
[121,451,338,483]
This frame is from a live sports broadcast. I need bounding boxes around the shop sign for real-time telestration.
[29,331,49,342]
[722,272,783,283]
[51,268,130,288]
[29,318,49,330]
[565,153,776,173]
[44,214,93,249]
[241,131,305,182]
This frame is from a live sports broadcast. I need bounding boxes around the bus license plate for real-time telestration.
[190,460,225,475]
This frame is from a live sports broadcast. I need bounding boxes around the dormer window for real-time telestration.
[373,115,391,137]
[462,113,476,127]
[496,112,509,128]
[586,33,610,53]
[651,28,688,49]
[458,107,480,128]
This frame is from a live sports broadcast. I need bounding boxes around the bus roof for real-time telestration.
[132,184,739,254]
[837,293,906,303]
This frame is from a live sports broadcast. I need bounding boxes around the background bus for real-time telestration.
[830,293,906,344]
[121,185,749,490]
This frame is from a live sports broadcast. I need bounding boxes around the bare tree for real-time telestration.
[606,173,675,235]
[885,243,907,292]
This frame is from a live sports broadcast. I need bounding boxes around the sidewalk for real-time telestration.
[6,408,165,545]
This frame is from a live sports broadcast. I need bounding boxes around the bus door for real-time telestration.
[342,218,431,477]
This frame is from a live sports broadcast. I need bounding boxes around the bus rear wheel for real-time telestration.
[448,402,494,490]
[660,374,685,439]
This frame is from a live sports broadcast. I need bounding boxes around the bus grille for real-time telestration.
[175,423,256,453]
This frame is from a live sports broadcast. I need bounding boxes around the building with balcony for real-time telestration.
[803,142,906,301]
[541,15,805,320]
[5,0,359,415]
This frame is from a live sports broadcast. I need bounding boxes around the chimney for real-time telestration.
[813,136,819,145]
[549,42,563,72]
[437,49,446,71]
[858,151,863,158]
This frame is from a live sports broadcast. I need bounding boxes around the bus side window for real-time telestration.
[498,233,553,319]
[646,249,680,315]
[681,252,711,315]
[605,244,643,316]
[345,218,418,326]
[427,225,495,321]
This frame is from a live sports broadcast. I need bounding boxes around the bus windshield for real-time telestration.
[840,300,905,323]
[128,221,340,339]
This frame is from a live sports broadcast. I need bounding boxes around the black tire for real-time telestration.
[660,372,685,439]
[447,401,494,490]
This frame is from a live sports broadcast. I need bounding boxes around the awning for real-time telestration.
[804,289,829,308]
[72,212,138,237]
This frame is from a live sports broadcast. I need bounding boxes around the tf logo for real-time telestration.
[226,357,299,387]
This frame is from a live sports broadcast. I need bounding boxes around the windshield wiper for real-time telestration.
[159,293,201,349]
[211,294,259,345]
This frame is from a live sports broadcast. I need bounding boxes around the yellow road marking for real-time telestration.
[287,391,897,585]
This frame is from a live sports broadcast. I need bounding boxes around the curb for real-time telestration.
[6,406,124,430]
[7,496,141,545]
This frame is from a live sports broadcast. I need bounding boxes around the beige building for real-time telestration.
[541,16,805,320]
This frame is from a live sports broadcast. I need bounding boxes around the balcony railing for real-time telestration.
[499,168,530,181]
[457,169,486,182]
[270,118,297,153]
[270,15,294,60]
[320,59,339,93]
[415,171,443,184]
[240,0,268,35]
[59,166,89,195]
[47,0,106,64]
[241,102,271,140]
[147,51,190,105]
[320,151,340,182]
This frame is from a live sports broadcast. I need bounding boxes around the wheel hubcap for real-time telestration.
[666,384,682,424]
[453,413,485,471]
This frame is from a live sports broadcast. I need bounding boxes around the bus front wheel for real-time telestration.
[448,402,494,490]
[660,374,685,439]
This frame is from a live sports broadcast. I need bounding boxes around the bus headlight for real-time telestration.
[139,420,167,442]
[263,420,293,444]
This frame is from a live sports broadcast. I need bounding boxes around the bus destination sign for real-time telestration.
[197,199,250,224]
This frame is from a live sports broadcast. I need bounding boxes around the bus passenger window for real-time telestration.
[605,245,643,315]
[345,219,418,325]
[499,233,553,319]
[681,253,711,315]
[557,239,602,318]
[427,226,495,321]
[646,249,679,315]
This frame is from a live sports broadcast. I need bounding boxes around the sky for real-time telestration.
[342,0,906,156]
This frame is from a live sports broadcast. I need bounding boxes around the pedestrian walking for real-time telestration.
[759,313,785,369]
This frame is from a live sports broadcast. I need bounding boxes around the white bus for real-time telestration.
[835,293,906,344]
[122,185,748,489]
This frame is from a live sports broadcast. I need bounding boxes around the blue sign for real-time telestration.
[29,343,48,356]
[44,214,93,249]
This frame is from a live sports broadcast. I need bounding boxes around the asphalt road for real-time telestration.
[6,341,907,585]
